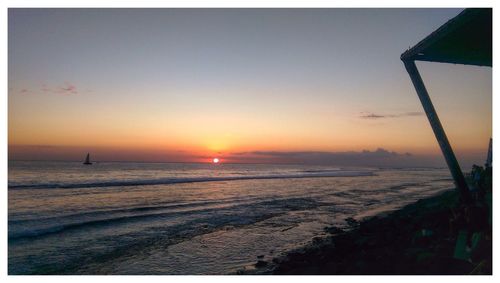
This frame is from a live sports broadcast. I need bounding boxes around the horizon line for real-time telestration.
[7,159,450,170]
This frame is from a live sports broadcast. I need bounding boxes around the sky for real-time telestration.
[8,8,492,168]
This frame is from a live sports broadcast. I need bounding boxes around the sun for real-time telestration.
[212,158,220,164]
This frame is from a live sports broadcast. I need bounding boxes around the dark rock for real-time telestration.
[345,217,359,228]
[255,260,268,268]
[312,237,323,244]
[271,189,492,275]
[324,226,344,234]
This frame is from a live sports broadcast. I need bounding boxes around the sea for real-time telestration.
[8,161,454,274]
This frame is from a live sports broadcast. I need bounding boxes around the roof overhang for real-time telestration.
[401,8,492,67]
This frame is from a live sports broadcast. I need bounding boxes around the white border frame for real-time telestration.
[2,1,497,282]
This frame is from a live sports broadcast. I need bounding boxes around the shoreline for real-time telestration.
[243,189,492,275]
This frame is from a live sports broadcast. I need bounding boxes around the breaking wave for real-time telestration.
[8,170,374,190]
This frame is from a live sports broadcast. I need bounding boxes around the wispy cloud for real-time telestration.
[57,83,78,95]
[359,111,424,119]
[40,82,89,95]
[360,113,386,119]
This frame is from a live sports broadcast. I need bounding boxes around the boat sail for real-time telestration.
[83,153,93,165]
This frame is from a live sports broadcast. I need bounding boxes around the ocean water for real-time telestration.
[8,161,454,274]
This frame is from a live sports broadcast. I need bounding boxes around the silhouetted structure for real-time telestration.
[485,138,492,168]
[401,8,492,204]
[83,153,93,165]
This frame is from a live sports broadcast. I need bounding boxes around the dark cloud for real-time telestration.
[359,111,424,119]
[235,148,409,159]
[226,148,440,168]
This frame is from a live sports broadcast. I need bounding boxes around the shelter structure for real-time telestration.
[401,8,492,204]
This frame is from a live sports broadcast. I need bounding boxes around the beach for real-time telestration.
[246,188,492,275]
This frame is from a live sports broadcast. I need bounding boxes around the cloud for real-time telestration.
[235,148,410,159]
[360,113,386,119]
[8,87,30,94]
[57,83,78,95]
[403,111,424,117]
[39,82,89,95]
[225,148,441,168]
[359,111,424,119]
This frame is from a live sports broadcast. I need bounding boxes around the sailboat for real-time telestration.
[83,153,93,165]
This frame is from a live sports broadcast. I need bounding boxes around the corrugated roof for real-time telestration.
[401,8,492,67]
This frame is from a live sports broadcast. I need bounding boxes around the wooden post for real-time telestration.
[403,60,472,204]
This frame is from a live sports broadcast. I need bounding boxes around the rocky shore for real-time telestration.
[245,187,492,275]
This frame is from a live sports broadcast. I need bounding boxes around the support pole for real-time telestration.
[403,60,472,204]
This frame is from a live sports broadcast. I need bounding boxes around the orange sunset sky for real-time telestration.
[8,9,491,167]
